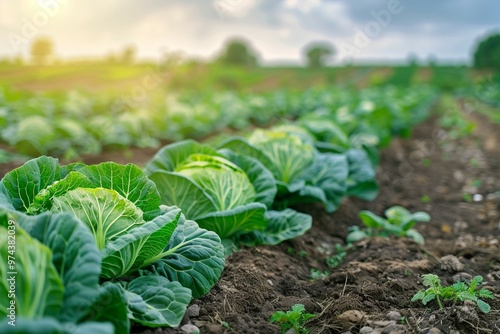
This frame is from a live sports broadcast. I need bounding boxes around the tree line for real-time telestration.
[16,32,500,69]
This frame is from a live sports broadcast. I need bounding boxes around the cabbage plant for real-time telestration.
[0,209,124,333]
[219,125,349,212]
[298,114,379,201]
[0,156,225,329]
[145,140,312,245]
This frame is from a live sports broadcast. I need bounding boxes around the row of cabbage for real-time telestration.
[0,85,435,159]
[0,86,437,333]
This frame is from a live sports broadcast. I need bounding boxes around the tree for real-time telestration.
[217,38,258,66]
[30,37,54,65]
[120,45,137,64]
[304,42,335,68]
[473,32,500,70]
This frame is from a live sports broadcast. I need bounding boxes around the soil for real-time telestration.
[1,100,499,334]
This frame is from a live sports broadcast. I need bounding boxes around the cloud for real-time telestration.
[0,0,498,64]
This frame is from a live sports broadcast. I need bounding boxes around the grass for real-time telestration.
[0,63,483,94]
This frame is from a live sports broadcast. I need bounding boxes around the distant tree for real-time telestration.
[30,37,54,65]
[120,45,137,64]
[160,50,185,69]
[473,33,500,70]
[304,42,335,68]
[217,38,258,66]
[427,54,438,67]
[105,52,118,64]
[407,53,419,67]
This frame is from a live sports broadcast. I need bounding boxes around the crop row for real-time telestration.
[0,85,435,159]
[0,86,437,333]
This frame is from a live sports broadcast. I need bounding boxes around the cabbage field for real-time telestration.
[1,66,500,334]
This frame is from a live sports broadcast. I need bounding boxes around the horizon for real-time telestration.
[1,1,499,66]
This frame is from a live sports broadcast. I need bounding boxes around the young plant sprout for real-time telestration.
[411,274,494,313]
[347,206,430,244]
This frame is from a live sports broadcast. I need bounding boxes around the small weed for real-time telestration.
[310,268,330,280]
[347,206,430,245]
[298,251,308,258]
[470,158,480,168]
[287,248,308,258]
[471,179,482,188]
[422,158,432,167]
[326,243,347,268]
[462,193,472,202]
[411,274,494,313]
[221,321,232,330]
[420,195,431,203]
[270,304,315,334]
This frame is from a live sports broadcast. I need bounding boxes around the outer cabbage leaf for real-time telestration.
[195,202,267,238]
[82,283,129,334]
[0,210,113,331]
[29,162,161,220]
[219,132,316,188]
[345,148,379,201]
[0,183,15,211]
[51,188,181,279]
[0,318,114,334]
[1,156,60,211]
[235,209,312,246]
[76,162,161,220]
[128,206,180,271]
[145,139,221,174]
[299,115,350,151]
[275,153,348,212]
[145,218,225,299]
[125,276,191,328]
[98,208,180,278]
[149,172,217,218]
[217,137,278,177]
[15,211,102,323]
[0,224,63,319]
[28,171,93,214]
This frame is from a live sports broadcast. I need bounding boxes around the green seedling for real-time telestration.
[221,321,232,330]
[422,158,432,167]
[270,304,315,334]
[310,268,330,280]
[462,193,472,203]
[287,248,308,258]
[470,158,480,168]
[471,179,482,188]
[347,206,430,245]
[420,195,431,203]
[298,251,308,258]
[326,243,347,268]
[411,274,494,313]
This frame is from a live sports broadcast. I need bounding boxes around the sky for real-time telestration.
[0,0,499,65]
